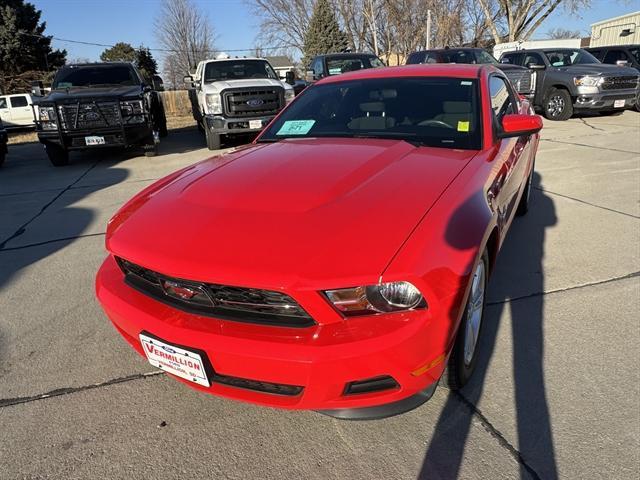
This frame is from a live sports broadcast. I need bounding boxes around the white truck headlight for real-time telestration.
[574,76,602,87]
[284,88,295,104]
[206,93,222,114]
[324,281,426,316]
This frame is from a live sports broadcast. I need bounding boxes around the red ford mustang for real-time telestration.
[96,64,542,419]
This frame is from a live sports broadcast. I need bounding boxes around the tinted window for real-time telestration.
[522,52,544,66]
[204,60,278,82]
[629,48,640,64]
[312,58,323,77]
[588,49,603,60]
[441,50,475,64]
[324,56,382,75]
[543,49,599,66]
[260,77,481,150]
[406,52,426,64]
[10,96,28,108]
[53,66,139,88]
[489,76,515,118]
[476,50,499,65]
[501,52,523,66]
[603,49,630,64]
[0,98,7,109]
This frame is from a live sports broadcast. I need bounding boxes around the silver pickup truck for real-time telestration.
[500,48,640,120]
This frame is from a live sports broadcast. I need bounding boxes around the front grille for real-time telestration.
[601,75,639,90]
[503,70,533,94]
[58,101,122,130]
[222,87,284,118]
[116,257,315,328]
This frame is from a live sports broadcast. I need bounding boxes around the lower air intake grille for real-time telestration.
[116,257,314,328]
[213,373,303,396]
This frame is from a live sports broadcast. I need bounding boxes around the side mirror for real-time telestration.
[152,75,164,92]
[615,60,630,67]
[183,75,195,88]
[499,58,510,64]
[31,80,44,97]
[305,70,314,83]
[285,70,295,85]
[498,114,543,139]
[527,63,545,70]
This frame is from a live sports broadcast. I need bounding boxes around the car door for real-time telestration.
[0,96,11,126]
[8,95,34,127]
[488,75,531,235]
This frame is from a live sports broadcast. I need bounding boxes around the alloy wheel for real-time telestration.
[463,260,486,366]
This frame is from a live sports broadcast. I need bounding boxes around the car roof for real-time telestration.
[585,44,639,49]
[317,64,492,84]
[317,52,377,58]
[413,47,484,53]
[503,48,581,54]
[62,62,134,68]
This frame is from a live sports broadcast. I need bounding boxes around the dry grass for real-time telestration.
[7,114,196,146]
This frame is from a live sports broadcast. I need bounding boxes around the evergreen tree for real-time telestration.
[135,46,158,81]
[302,0,349,68]
[100,42,136,63]
[0,0,66,81]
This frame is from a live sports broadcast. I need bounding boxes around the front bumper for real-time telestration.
[95,255,444,415]
[37,124,152,150]
[574,88,638,110]
[205,114,274,135]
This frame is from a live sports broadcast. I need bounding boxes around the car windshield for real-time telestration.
[440,50,477,64]
[629,48,640,64]
[204,60,278,82]
[325,56,383,75]
[476,50,500,65]
[543,49,599,67]
[259,77,481,150]
[53,66,139,89]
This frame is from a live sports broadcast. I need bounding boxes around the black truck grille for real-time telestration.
[58,101,122,130]
[116,257,315,328]
[222,87,284,118]
[503,70,533,94]
[601,75,639,90]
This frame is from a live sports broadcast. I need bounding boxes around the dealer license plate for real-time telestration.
[614,99,625,108]
[85,136,105,146]
[139,334,210,387]
[249,120,263,129]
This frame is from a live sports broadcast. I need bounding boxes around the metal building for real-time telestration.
[590,11,640,47]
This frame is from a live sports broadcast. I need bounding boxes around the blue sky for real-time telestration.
[32,0,637,63]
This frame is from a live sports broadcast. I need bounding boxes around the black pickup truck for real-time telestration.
[0,117,7,167]
[33,62,167,166]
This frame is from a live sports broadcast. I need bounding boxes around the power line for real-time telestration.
[16,30,296,54]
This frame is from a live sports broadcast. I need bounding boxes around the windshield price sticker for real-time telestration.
[276,120,316,136]
[457,121,470,132]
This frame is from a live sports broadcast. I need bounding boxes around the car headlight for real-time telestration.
[574,76,602,87]
[284,88,295,104]
[206,93,222,114]
[38,106,58,130]
[324,281,426,316]
[121,100,144,115]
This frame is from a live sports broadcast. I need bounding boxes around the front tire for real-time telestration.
[45,144,69,166]
[442,251,488,390]
[543,88,573,121]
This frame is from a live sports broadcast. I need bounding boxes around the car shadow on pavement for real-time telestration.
[418,172,559,480]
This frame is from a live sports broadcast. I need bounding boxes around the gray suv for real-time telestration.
[500,48,640,120]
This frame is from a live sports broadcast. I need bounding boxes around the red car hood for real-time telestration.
[107,138,476,289]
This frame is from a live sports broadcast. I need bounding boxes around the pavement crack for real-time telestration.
[454,390,543,480]
[487,271,640,306]
[0,161,100,251]
[0,371,163,408]
[578,118,605,131]
[540,138,639,155]
[534,187,640,219]
[0,232,106,252]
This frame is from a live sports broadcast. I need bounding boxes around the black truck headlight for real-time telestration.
[120,100,145,123]
[38,106,57,130]
[324,281,426,316]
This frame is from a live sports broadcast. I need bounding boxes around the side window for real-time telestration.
[501,52,523,66]
[312,58,323,78]
[10,96,28,108]
[406,52,426,64]
[588,49,603,60]
[522,53,543,67]
[489,76,515,119]
[603,49,629,64]
[0,98,7,109]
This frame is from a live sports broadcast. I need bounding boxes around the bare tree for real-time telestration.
[477,0,590,43]
[247,0,313,53]
[546,27,582,39]
[155,0,216,84]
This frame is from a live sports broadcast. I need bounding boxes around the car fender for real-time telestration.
[380,148,501,359]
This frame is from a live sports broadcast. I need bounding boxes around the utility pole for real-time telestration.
[426,9,432,50]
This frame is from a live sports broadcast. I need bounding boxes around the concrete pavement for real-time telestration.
[0,114,638,479]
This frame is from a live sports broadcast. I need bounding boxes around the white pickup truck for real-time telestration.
[186,55,295,150]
